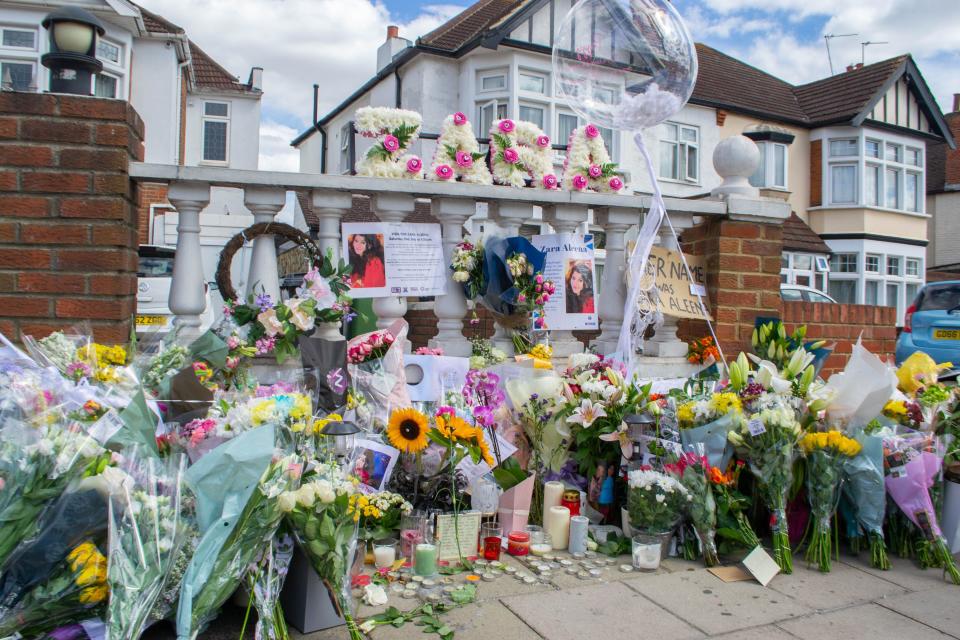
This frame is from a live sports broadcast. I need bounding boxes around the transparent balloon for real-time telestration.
[552,0,698,131]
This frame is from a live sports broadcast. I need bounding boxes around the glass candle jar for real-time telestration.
[632,534,662,571]
[529,532,553,556]
[525,525,544,544]
[481,523,502,561]
[373,539,398,569]
[414,543,438,577]
[400,512,427,559]
[561,490,581,517]
[507,531,530,556]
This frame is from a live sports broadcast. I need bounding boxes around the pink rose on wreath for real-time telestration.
[498,119,515,133]
[542,174,559,189]
[435,164,454,179]
[455,150,473,168]
[536,135,550,148]
[383,134,400,152]
[572,174,589,190]
[453,112,468,126]
[609,176,624,191]
[588,164,602,178]
[406,157,422,173]
[584,124,600,139]
[503,147,520,164]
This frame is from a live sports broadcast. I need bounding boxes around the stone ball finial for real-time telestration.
[711,135,760,198]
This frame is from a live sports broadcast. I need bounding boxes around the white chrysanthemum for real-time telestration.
[354,108,423,180]
[561,125,624,193]
[489,118,555,188]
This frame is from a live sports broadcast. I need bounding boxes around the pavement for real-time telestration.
[144,549,960,640]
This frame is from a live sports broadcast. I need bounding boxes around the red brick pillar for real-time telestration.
[0,93,144,343]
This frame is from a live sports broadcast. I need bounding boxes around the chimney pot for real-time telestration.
[387,25,399,40]
[855,62,863,70]
[846,64,854,72]
[953,93,960,113]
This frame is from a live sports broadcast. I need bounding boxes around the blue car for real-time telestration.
[895,280,960,369]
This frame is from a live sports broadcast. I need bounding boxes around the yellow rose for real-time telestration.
[79,585,108,605]
[816,432,829,449]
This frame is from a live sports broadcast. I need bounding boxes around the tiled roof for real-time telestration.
[294,190,318,230]
[793,56,908,125]
[782,213,831,254]
[137,4,183,34]
[188,41,255,93]
[419,0,526,51]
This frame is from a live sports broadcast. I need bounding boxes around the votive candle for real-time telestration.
[567,515,589,555]
[543,481,564,511]
[543,505,571,551]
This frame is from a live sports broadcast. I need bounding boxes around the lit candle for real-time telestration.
[414,543,438,577]
[543,505,570,551]
[530,542,552,556]
[543,481,564,512]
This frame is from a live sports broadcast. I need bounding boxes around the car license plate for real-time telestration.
[933,328,960,340]
[136,314,168,327]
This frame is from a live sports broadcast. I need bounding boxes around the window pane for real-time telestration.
[781,288,803,301]
[1,61,32,91]
[865,255,880,272]
[203,120,227,161]
[749,143,766,187]
[831,165,856,203]
[828,279,857,303]
[599,127,614,156]
[781,254,789,269]
[865,139,880,158]
[864,164,879,206]
[662,123,677,141]
[830,253,858,273]
[865,280,879,305]
[97,40,120,63]
[886,168,900,208]
[905,147,921,166]
[496,103,507,118]
[681,127,697,143]
[905,283,920,304]
[773,144,786,187]
[794,254,812,270]
[886,143,902,162]
[2,29,34,48]
[593,87,615,104]
[205,102,228,117]
[686,144,698,181]
[829,139,857,156]
[481,74,505,90]
[905,172,919,212]
[479,104,493,137]
[519,73,545,93]
[916,284,960,311]
[558,114,578,148]
[659,141,677,179]
[887,256,900,276]
[518,105,544,129]
[885,283,899,308]
[94,74,117,98]
[906,258,920,277]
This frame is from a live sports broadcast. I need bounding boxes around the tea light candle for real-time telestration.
[530,542,552,556]
[543,506,571,551]
[543,481,565,511]
[414,543,438,577]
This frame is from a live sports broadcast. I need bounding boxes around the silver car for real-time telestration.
[136,245,214,339]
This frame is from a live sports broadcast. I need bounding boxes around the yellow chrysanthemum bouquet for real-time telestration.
[800,430,862,572]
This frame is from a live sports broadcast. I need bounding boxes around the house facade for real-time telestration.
[291,0,954,323]
[926,99,960,276]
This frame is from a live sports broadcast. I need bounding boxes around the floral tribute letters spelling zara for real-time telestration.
[562,124,623,193]
[428,112,493,185]
[489,118,558,189]
[354,107,425,179]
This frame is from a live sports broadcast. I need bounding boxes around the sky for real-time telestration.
[136,0,960,172]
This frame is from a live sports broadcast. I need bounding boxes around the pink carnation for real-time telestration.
[383,134,400,152]
[455,150,473,168]
[503,148,520,164]
[542,174,558,189]
[435,164,454,179]
[536,135,550,148]
[609,176,624,191]
[498,119,515,133]
[584,124,600,139]
[406,157,422,173]
[572,174,588,190]
[588,164,602,178]
[453,112,467,126]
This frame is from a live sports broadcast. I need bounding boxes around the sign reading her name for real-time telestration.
[645,246,712,321]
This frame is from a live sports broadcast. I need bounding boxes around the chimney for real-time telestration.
[953,93,960,113]
[855,62,863,70]
[377,25,411,72]
[248,67,263,91]
[846,64,854,72]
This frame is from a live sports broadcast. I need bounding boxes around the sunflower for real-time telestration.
[387,408,431,453]
[476,434,495,467]
[449,416,476,441]
[434,415,456,439]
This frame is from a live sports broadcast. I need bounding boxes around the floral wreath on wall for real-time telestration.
[354,107,425,179]
[488,119,559,189]
[562,124,624,193]
[429,112,493,185]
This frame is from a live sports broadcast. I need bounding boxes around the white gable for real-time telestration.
[866,75,934,135]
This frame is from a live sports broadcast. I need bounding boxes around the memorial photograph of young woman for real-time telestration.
[347,233,386,289]
[565,260,595,314]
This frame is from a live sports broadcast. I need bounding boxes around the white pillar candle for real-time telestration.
[544,505,571,551]
[374,545,396,569]
[543,481,565,512]
[568,515,589,555]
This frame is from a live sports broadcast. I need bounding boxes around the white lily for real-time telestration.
[754,359,793,394]
[568,398,607,428]
[599,422,632,459]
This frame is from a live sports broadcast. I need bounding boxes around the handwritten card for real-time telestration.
[435,512,482,561]
[742,545,780,586]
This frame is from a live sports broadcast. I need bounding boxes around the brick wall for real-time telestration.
[809,140,822,207]
[0,93,143,343]
[783,301,897,375]
[136,181,169,244]
[944,113,960,187]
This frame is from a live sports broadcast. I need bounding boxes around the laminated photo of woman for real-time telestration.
[565,260,595,314]
[347,233,386,289]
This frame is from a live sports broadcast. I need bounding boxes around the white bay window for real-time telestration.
[823,132,925,213]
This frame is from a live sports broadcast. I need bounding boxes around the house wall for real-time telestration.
[298,130,322,174]
[129,38,181,164]
[926,191,960,268]
[867,75,932,133]
[183,92,261,169]
[808,207,928,241]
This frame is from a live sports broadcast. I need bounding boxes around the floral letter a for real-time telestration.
[489,119,558,189]
[562,124,624,193]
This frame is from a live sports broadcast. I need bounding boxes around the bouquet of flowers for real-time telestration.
[799,430,862,572]
[842,432,890,569]
[349,491,413,543]
[728,394,802,573]
[626,468,690,534]
[468,336,507,370]
[106,452,188,638]
[450,239,485,304]
[676,391,744,469]
[0,540,108,637]
[709,460,761,551]
[280,464,362,640]
[670,452,721,566]
[347,322,409,430]
[479,236,554,348]
[687,336,720,365]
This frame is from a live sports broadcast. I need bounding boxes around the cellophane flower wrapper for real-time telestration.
[841,433,889,568]
[106,452,188,639]
[676,452,720,567]
[626,469,689,533]
[0,421,104,570]
[249,532,295,640]
[679,412,740,471]
[480,236,546,315]
[804,448,844,572]
[347,321,410,431]
[176,425,301,639]
[0,539,109,638]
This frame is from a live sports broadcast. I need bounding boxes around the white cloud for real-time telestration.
[258,120,300,172]
[136,0,465,170]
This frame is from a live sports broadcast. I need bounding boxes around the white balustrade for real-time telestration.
[591,206,637,355]
[372,193,416,351]
[243,187,286,304]
[543,204,589,358]
[429,197,474,357]
[311,190,352,262]
[167,182,211,336]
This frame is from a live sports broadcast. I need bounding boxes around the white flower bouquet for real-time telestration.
[627,468,690,533]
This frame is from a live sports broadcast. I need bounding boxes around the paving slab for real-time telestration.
[778,603,954,639]
[365,599,540,640]
[838,554,958,592]
[711,625,799,640]
[626,567,811,635]
[504,580,704,640]
[767,560,907,610]
[878,589,960,639]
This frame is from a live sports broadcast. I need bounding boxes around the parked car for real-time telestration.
[780,284,837,303]
[896,280,960,369]
[136,245,214,340]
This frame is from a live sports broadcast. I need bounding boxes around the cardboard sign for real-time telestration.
[645,246,712,321]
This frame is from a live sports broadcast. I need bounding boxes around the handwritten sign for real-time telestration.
[435,512,482,561]
[645,246,712,321]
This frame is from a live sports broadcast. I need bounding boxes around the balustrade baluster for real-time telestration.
[167,182,211,337]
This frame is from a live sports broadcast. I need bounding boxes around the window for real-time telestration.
[831,165,857,204]
[865,139,881,158]
[887,256,901,276]
[815,256,830,272]
[794,254,812,270]
[1,27,35,50]
[519,104,545,131]
[885,168,901,209]
[478,100,507,138]
[865,254,880,273]
[0,59,33,91]
[749,142,788,189]
[519,72,546,94]
[905,147,922,167]
[830,253,858,273]
[558,113,578,148]
[339,122,352,174]
[865,280,879,305]
[885,282,899,309]
[478,70,507,92]
[905,258,921,277]
[593,86,616,105]
[202,101,229,163]
[916,283,960,311]
[829,139,857,156]
[905,283,920,305]
[905,172,920,212]
[94,73,117,99]
[864,164,880,206]
[96,40,121,65]
[659,122,698,183]
[806,290,834,303]
[829,280,857,304]
[885,143,902,163]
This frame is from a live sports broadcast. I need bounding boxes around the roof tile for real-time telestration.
[782,213,831,254]
[793,56,907,124]
[188,41,255,93]
[420,0,526,51]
